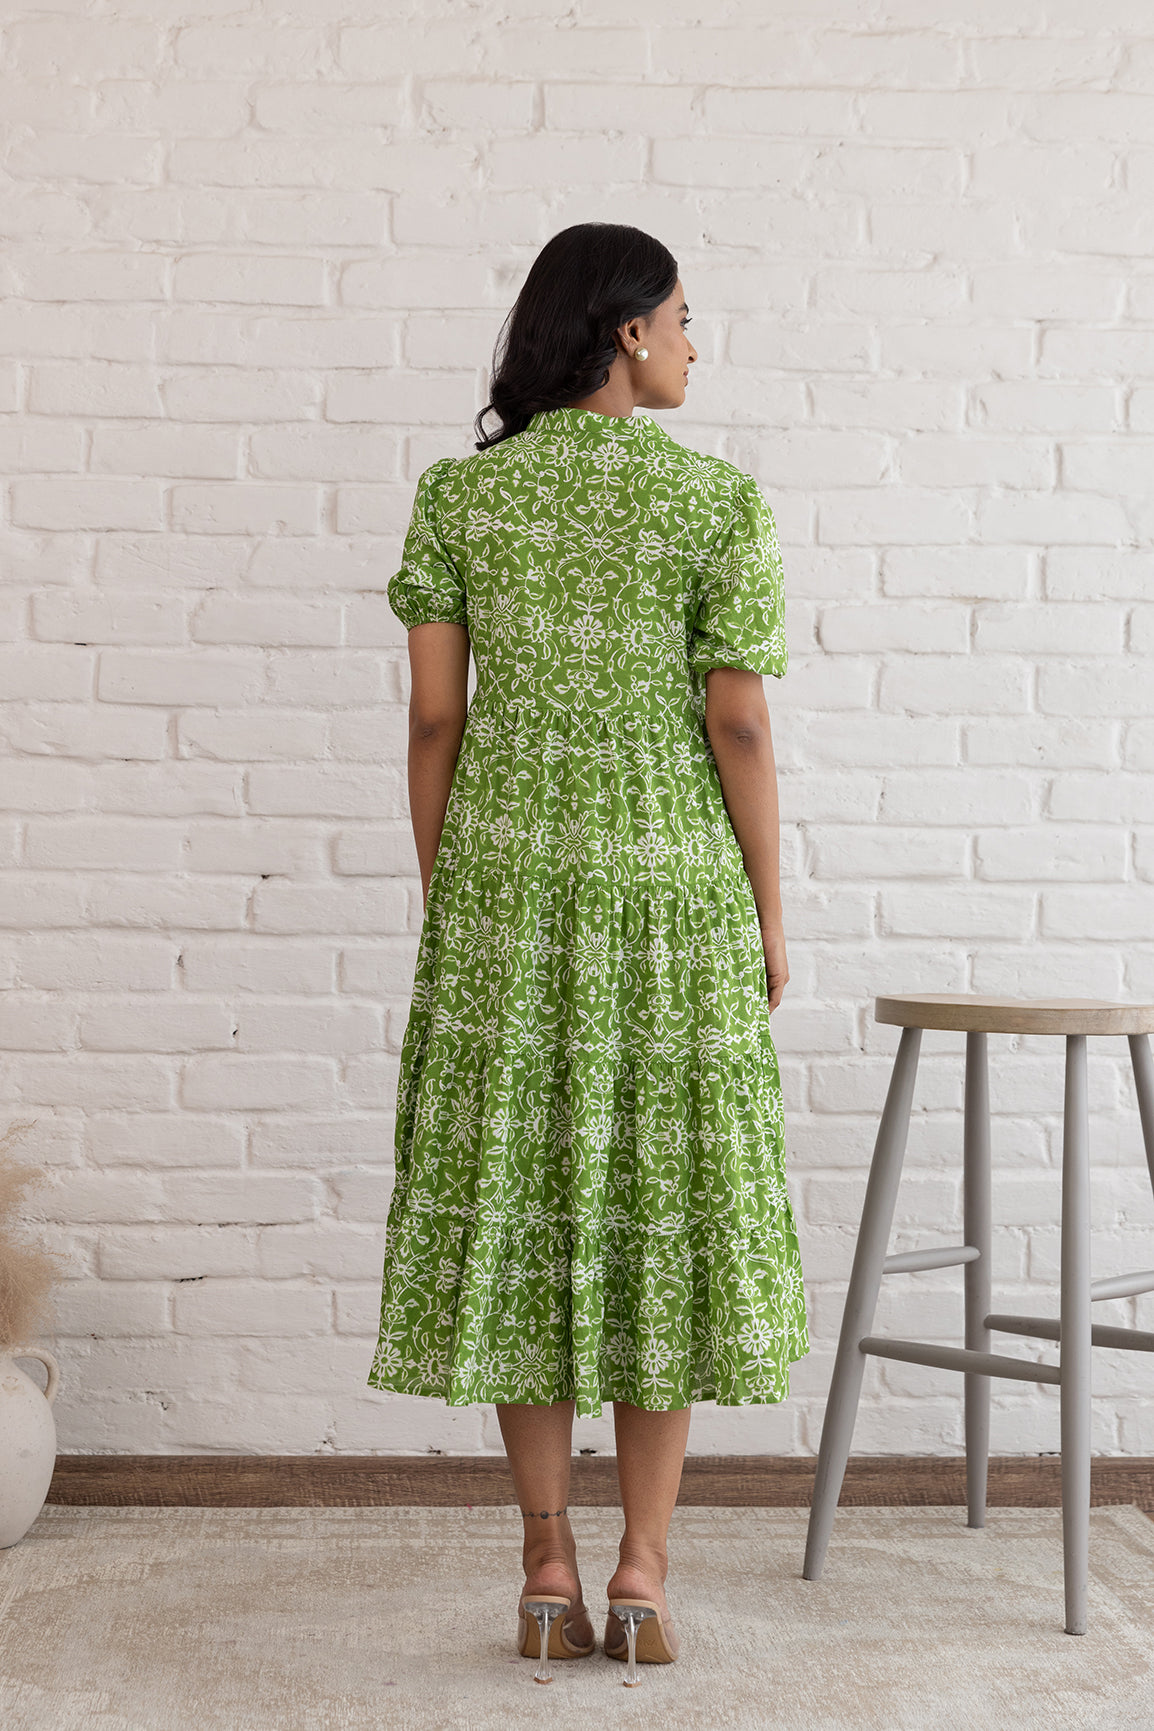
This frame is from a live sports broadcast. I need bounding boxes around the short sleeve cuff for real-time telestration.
[388,457,468,632]
[688,473,788,680]
[387,576,468,630]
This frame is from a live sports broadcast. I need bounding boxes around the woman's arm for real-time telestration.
[704,665,789,1014]
[403,621,471,908]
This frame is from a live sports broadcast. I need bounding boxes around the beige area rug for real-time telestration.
[2,1504,1153,1730]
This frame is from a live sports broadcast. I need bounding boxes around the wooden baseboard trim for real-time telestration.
[45,1454,1154,1514]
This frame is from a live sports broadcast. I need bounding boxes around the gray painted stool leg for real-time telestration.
[1060,1032,1091,1636]
[964,1030,992,1529]
[1128,1033,1154,1198]
[803,1025,923,1582]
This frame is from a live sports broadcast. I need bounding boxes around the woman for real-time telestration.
[367,222,809,1681]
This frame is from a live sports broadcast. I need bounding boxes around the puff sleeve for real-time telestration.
[688,472,788,680]
[387,457,468,630]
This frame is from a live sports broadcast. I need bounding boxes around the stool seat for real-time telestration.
[875,993,1154,1036]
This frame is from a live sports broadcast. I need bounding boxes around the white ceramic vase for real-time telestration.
[0,1346,60,1548]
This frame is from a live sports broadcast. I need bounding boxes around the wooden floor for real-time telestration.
[46,1454,1154,1514]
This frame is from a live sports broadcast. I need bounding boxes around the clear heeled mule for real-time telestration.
[606,1600,660,1686]
[519,1595,569,1683]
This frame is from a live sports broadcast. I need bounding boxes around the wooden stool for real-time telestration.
[802,994,1154,1635]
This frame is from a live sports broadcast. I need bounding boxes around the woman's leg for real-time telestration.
[495,1399,593,1642]
[607,1400,692,1620]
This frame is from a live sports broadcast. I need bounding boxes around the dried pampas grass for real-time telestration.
[0,1120,70,1355]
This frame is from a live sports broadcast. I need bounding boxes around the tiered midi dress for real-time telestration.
[367,402,809,1419]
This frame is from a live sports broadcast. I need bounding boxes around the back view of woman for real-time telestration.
[368,222,809,1682]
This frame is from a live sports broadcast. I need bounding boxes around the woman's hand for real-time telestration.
[760,915,789,1015]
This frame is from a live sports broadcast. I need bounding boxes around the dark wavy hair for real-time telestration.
[473,222,679,451]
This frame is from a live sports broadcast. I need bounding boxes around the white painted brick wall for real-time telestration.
[3,2,1153,1461]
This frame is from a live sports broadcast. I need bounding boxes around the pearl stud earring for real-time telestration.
[634,348,648,360]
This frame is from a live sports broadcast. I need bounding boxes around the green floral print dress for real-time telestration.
[367,403,809,1419]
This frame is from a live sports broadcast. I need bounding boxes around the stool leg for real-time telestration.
[964,1029,992,1529]
[803,1025,922,1581]
[1127,1033,1154,1199]
[1060,1032,1091,1636]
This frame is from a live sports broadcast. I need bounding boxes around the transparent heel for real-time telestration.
[607,1602,658,1687]
[521,1596,568,1684]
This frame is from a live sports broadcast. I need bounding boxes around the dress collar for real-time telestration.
[524,404,665,445]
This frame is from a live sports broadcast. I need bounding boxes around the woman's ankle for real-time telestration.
[613,1537,669,1584]
[521,1508,576,1569]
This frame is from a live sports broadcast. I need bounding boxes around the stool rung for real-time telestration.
[883,1244,980,1274]
[859,1335,1061,1384]
[1090,1269,1154,1302]
[987,1312,1154,1353]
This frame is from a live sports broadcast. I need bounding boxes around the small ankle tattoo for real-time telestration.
[520,1505,567,1518]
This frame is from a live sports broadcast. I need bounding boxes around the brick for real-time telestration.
[965,719,1119,770]
[1023,198,1154,258]
[733,322,876,374]
[701,88,859,136]
[879,886,1035,940]
[814,270,968,319]
[81,1003,234,1052]
[879,655,1030,715]
[969,37,1122,89]
[971,945,1124,1001]
[32,588,185,643]
[1043,330,1154,382]
[772,654,873,710]
[49,1282,168,1336]
[882,546,1029,600]
[881,325,1032,381]
[857,91,1014,143]
[234,1002,381,1055]
[819,602,967,653]
[976,492,1131,545]
[969,264,1125,322]
[879,769,1036,826]
[98,1226,253,1280]
[802,714,961,768]
[15,1049,179,1107]
[1021,92,1154,143]
[818,145,962,199]
[972,383,1121,434]
[810,825,968,880]
[178,940,340,998]
[97,650,263,706]
[1038,662,1154,718]
[1047,772,1151,824]
[813,379,964,433]
[12,479,162,531]
[9,131,161,185]
[1045,547,1153,600]
[89,1114,246,1169]
[173,1281,329,1336]
[1041,886,1154,941]
[974,602,1123,654]
[975,827,1126,882]
[183,708,325,770]
[803,31,963,89]
[818,488,971,545]
[1062,441,1154,495]
[171,484,320,535]
[1125,722,1154,770]
[898,436,1053,490]
[255,83,405,132]
[182,1057,338,1111]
